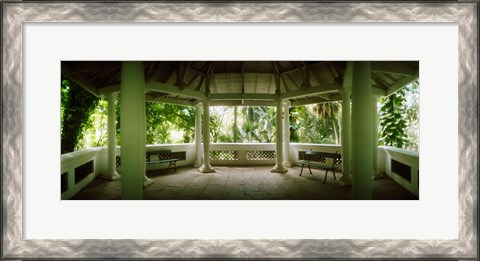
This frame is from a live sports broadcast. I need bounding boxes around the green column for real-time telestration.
[271,98,287,173]
[120,61,145,200]
[339,62,353,186]
[372,94,381,179]
[101,92,120,181]
[351,61,373,199]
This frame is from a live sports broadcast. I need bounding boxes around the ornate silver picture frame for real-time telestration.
[2,1,477,259]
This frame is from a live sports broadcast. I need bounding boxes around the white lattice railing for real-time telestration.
[210,143,276,165]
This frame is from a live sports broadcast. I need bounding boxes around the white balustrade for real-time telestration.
[61,143,419,198]
[210,143,276,166]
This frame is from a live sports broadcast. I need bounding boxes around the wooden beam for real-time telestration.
[145,62,160,83]
[145,96,195,106]
[69,61,120,75]
[205,62,214,96]
[280,83,341,100]
[98,84,121,96]
[67,74,99,97]
[290,97,330,107]
[242,62,245,94]
[210,100,276,107]
[188,62,210,89]
[386,73,419,96]
[277,62,300,89]
[177,61,191,90]
[61,62,72,76]
[294,62,309,89]
[209,93,276,100]
[371,61,418,76]
[372,86,387,96]
[145,81,206,100]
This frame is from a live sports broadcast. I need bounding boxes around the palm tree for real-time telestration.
[313,102,341,144]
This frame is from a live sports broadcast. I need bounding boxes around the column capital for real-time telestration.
[194,101,203,108]
[282,99,291,107]
[108,91,119,99]
[342,86,352,95]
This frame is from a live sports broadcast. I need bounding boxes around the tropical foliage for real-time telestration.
[378,81,419,151]
[61,80,419,153]
[60,78,99,153]
[290,104,340,144]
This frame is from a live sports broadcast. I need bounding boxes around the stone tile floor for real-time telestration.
[71,165,418,200]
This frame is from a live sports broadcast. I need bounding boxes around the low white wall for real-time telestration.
[381,146,419,197]
[62,143,418,199]
[60,147,101,200]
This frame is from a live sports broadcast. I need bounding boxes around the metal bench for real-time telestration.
[146,150,178,172]
[299,150,342,184]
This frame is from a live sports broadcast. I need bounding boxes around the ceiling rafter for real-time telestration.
[280,83,340,100]
[242,61,245,95]
[146,82,206,100]
[178,61,191,90]
[226,62,230,93]
[69,61,120,75]
[204,61,215,96]
[387,74,419,96]
[255,62,259,94]
[187,62,209,89]
[277,62,300,90]
[195,62,213,92]
[371,61,417,76]
[145,62,160,83]
[294,61,310,89]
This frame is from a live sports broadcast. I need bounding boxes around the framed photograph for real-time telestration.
[2,1,477,259]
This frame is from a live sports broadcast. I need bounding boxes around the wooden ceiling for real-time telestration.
[61,61,419,107]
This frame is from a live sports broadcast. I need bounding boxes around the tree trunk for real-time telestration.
[332,120,339,144]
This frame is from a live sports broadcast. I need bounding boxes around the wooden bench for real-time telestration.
[146,150,178,172]
[299,150,342,184]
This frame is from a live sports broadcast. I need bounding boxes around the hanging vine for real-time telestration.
[378,89,408,148]
[60,78,99,153]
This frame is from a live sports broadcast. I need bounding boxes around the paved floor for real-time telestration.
[71,165,418,200]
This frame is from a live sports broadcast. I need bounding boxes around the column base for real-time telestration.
[143,175,153,187]
[338,176,352,186]
[193,161,203,168]
[271,165,287,173]
[282,161,292,167]
[373,172,384,180]
[198,164,215,173]
[101,171,121,181]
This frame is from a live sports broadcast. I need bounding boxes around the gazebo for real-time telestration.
[61,61,419,200]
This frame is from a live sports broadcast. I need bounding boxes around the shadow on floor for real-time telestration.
[71,165,418,200]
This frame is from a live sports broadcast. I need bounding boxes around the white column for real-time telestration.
[372,94,382,179]
[282,100,292,167]
[271,98,287,173]
[101,92,121,181]
[198,100,215,173]
[193,102,203,167]
[351,61,373,200]
[120,61,146,199]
